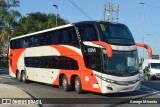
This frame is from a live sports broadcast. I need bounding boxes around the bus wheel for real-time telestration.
[21,71,27,83]
[75,76,82,94]
[62,75,70,91]
[17,71,22,82]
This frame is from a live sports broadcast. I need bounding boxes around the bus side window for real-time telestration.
[44,56,50,68]
[90,55,101,71]
[23,38,28,48]
[25,57,32,67]
[35,35,40,46]
[65,57,78,70]
[33,36,38,47]
[43,32,50,46]
[61,29,70,44]
[34,57,41,68]
[46,34,51,45]
[11,40,17,49]
[20,39,24,48]
[70,28,79,45]
[30,36,36,47]
[83,25,98,41]
[40,34,44,46]
[15,39,20,48]
[10,40,14,49]
[41,57,46,68]
[51,56,58,69]
[29,36,35,47]
[59,57,66,69]
[50,31,60,44]
[84,55,101,71]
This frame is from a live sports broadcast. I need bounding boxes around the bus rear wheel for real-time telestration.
[21,71,27,83]
[17,71,22,82]
[75,76,82,94]
[62,75,70,91]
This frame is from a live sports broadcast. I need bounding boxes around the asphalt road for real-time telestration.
[0,68,160,107]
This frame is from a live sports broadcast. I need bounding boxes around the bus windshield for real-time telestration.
[151,63,160,69]
[98,23,135,45]
[103,50,139,76]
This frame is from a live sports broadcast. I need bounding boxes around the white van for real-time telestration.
[142,59,160,80]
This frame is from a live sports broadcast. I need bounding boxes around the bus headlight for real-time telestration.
[102,77,116,83]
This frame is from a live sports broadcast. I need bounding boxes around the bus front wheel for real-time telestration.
[75,76,83,94]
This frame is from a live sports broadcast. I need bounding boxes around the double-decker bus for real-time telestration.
[9,21,152,94]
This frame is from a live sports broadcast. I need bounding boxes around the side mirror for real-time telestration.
[136,43,152,58]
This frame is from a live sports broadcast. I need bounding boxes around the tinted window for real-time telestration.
[22,38,28,48]
[50,31,60,44]
[61,27,79,45]
[10,40,15,49]
[76,24,98,41]
[83,25,97,41]
[61,29,70,44]
[70,28,79,45]
[10,27,79,49]
[25,56,78,70]
[39,34,45,46]
[84,55,101,71]
[98,23,135,45]
[46,34,51,45]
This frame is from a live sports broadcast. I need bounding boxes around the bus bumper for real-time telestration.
[101,81,141,94]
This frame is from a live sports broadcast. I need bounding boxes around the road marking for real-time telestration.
[140,85,157,91]
[137,85,159,94]
[137,90,154,93]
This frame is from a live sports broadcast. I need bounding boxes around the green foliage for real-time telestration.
[0,0,21,39]
[12,12,69,37]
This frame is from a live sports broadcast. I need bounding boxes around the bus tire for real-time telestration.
[21,71,27,83]
[17,71,22,82]
[62,75,70,91]
[75,76,83,94]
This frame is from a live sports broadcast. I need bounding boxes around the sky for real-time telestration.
[15,0,160,58]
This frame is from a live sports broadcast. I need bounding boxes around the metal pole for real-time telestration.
[53,4,58,26]
[140,2,145,60]
[56,7,58,26]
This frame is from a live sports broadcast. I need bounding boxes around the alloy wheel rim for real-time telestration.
[63,79,67,88]
[75,80,79,90]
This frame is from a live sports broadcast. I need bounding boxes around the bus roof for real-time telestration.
[11,24,73,40]
[10,21,125,41]
[73,21,124,25]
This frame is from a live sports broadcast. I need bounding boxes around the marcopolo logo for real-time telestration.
[88,48,96,53]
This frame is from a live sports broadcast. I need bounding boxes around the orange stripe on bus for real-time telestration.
[10,48,25,75]
[51,45,102,93]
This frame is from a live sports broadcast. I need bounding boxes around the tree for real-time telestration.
[0,0,21,38]
[12,12,69,37]
[0,0,20,66]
